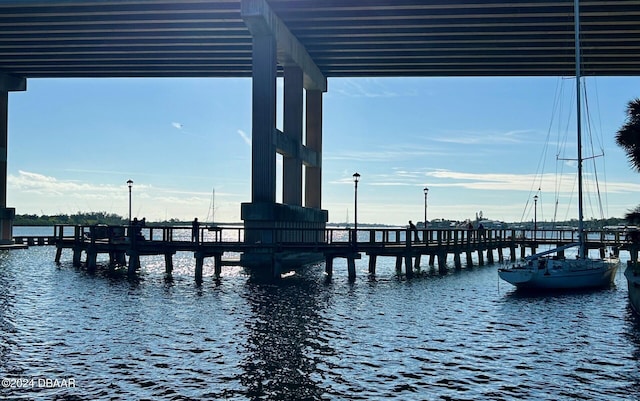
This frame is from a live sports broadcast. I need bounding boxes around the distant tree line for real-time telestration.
[14,212,128,226]
[13,212,628,228]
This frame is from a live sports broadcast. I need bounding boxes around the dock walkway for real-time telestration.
[29,225,638,281]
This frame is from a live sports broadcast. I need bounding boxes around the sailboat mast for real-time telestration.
[574,0,585,259]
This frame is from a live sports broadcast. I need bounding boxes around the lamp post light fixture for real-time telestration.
[423,187,429,229]
[533,194,539,237]
[127,179,133,224]
[353,172,360,238]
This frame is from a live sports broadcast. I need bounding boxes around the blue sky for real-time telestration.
[6,76,640,225]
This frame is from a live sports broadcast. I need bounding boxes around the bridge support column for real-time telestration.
[0,74,25,245]
[240,2,329,277]
[283,66,303,206]
[305,90,323,209]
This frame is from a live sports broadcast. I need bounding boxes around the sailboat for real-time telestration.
[498,0,618,290]
[206,188,220,231]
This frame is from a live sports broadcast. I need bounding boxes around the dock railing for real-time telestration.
[50,224,634,249]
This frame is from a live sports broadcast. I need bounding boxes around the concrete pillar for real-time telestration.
[283,66,303,206]
[251,34,277,204]
[0,75,25,245]
[305,90,322,209]
[0,92,12,244]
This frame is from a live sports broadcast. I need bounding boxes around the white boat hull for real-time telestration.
[499,257,618,290]
[625,263,640,314]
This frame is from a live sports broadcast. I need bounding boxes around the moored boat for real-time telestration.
[498,0,619,291]
[625,262,640,314]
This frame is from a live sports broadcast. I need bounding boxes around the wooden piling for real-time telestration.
[127,251,139,275]
[405,254,413,278]
[347,256,356,281]
[325,256,334,276]
[368,254,377,274]
[486,248,494,264]
[214,254,222,278]
[72,247,82,267]
[454,252,461,269]
[165,253,174,275]
[86,248,97,272]
[437,252,447,274]
[195,253,204,283]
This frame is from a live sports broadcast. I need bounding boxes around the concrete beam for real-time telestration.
[274,129,319,168]
[0,74,26,92]
[241,0,327,92]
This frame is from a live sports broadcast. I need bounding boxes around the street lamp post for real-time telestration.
[353,172,360,242]
[423,187,429,229]
[533,194,538,238]
[127,179,133,224]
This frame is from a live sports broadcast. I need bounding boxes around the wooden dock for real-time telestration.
[16,224,637,282]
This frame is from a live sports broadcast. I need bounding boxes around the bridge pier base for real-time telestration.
[241,203,327,279]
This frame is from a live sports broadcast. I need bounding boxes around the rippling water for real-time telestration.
[1,228,640,400]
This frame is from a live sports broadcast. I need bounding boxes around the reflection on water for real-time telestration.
[0,240,639,400]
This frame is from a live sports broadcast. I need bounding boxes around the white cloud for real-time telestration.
[172,122,183,130]
[237,129,251,146]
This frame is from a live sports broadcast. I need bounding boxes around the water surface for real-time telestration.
[1,227,639,400]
